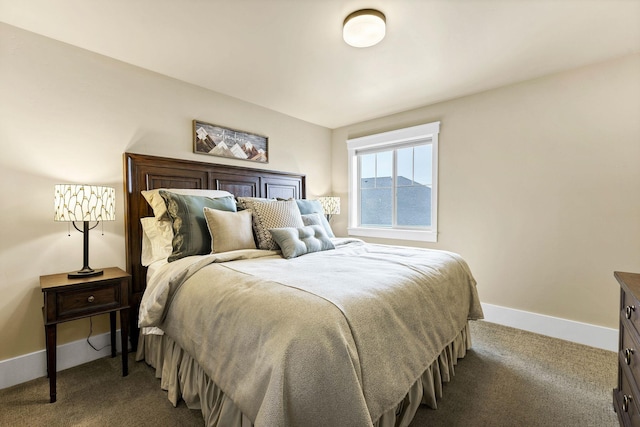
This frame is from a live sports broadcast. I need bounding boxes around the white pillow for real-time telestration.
[140,217,173,266]
[142,188,234,220]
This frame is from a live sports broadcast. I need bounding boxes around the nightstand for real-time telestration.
[40,267,130,403]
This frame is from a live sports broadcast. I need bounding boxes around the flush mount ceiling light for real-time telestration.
[343,9,386,48]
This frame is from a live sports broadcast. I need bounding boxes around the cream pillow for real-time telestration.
[142,188,234,220]
[140,217,173,266]
[203,207,256,253]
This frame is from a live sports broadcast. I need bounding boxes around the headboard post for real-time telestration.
[123,152,306,350]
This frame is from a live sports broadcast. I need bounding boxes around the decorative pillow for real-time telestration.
[203,208,256,253]
[140,217,173,266]
[301,212,335,238]
[295,199,324,215]
[269,225,335,259]
[142,188,234,220]
[236,197,272,211]
[238,198,304,250]
[160,191,237,262]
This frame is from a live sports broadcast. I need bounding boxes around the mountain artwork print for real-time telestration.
[193,120,268,163]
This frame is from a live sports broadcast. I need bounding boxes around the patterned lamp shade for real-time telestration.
[318,196,341,216]
[54,185,115,222]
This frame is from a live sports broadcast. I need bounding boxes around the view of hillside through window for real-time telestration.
[359,144,432,227]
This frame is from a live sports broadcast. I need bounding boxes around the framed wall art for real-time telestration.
[193,120,268,163]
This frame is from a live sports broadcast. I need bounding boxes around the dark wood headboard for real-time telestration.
[123,152,306,349]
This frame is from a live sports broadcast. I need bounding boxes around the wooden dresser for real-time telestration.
[614,271,640,426]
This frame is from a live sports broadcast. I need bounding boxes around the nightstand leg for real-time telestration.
[45,324,56,403]
[120,308,129,376]
[109,311,116,358]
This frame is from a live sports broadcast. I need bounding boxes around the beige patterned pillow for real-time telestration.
[238,198,304,250]
[236,197,272,211]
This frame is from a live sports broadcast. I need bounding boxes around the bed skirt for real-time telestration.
[136,322,472,427]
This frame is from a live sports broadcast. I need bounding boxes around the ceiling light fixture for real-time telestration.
[343,9,386,48]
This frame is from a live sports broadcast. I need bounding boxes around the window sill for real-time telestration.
[347,227,438,243]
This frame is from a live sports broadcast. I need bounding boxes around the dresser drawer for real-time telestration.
[623,289,640,336]
[616,371,640,427]
[55,282,122,320]
[621,324,640,384]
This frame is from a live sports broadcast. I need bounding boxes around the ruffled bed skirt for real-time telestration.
[136,322,472,427]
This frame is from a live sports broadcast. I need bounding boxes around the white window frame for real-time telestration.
[347,121,439,242]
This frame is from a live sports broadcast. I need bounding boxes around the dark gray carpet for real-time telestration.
[0,321,618,426]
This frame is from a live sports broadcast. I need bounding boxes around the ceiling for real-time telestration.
[2,0,639,129]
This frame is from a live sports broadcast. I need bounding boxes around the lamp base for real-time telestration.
[67,268,104,279]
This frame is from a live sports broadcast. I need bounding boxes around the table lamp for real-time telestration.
[318,196,340,222]
[54,184,115,278]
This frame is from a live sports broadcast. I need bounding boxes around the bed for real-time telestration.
[123,152,483,427]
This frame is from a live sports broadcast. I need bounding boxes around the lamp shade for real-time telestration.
[318,196,341,216]
[343,9,386,48]
[54,185,115,222]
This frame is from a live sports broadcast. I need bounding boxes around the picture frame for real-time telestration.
[193,120,268,163]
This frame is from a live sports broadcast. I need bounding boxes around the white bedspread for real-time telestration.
[139,238,483,427]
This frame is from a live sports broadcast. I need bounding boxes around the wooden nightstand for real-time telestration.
[40,267,130,403]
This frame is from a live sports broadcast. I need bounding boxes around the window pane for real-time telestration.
[360,187,392,226]
[414,144,432,186]
[361,153,376,189]
[397,147,413,186]
[360,150,392,226]
[397,186,431,227]
[376,151,392,188]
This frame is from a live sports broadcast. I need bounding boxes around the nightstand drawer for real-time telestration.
[56,282,121,319]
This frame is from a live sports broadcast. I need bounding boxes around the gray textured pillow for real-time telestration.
[238,198,304,250]
[269,225,335,259]
[203,208,256,253]
[160,191,237,261]
[301,213,335,238]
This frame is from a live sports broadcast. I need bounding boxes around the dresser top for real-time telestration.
[615,271,640,296]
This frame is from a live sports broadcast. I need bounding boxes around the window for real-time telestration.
[347,122,439,242]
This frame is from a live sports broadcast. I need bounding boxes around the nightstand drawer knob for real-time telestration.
[623,395,633,412]
[87,295,95,303]
[626,305,635,319]
[625,348,635,365]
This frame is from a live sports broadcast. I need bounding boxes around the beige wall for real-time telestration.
[0,23,332,361]
[331,53,640,330]
[2,21,638,365]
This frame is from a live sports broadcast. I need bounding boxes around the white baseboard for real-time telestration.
[0,330,125,390]
[481,302,618,352]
